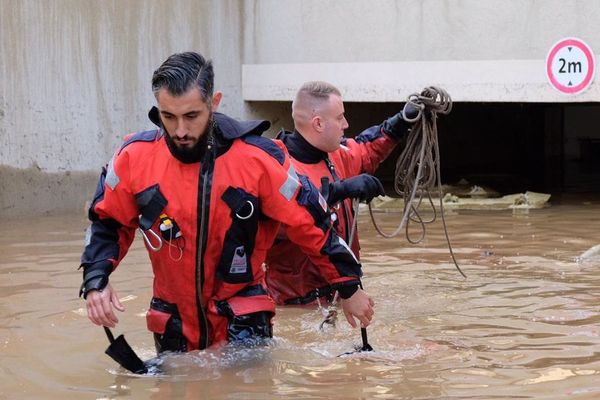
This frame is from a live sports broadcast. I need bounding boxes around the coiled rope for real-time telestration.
[367,86,466,278]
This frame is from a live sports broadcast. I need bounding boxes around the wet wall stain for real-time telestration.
[0,165,98,219]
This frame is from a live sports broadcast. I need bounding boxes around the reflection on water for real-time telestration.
[2,199,600,399]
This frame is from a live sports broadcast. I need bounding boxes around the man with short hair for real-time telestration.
[79,54,373,353]
[266,80,415,306]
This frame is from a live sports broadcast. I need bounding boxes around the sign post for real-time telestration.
[546,37,596,95]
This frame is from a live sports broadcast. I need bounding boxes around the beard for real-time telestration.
[164,117,214,164]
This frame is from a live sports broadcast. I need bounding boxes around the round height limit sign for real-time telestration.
[546,37,596,94]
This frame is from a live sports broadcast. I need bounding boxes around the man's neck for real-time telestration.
[283,130,328,164]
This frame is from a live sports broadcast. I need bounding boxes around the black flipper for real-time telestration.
[104,327,148,374]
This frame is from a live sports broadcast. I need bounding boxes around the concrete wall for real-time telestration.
[0,0,245,217]
[242,0,600,104]
[2,0,600,217]
[245,0,600,63]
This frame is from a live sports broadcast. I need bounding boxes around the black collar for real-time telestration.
[280,130,327,164]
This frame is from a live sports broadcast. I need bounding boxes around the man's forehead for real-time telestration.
[157,87,210,112]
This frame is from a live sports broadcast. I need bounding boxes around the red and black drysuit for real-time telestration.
[265,118,411,305]
[79,109,362,352]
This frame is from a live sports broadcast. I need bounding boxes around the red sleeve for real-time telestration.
[338,125,399,177]
[82,149,138,272]
[256,141,362,286]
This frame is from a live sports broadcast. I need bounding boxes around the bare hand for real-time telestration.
[340,288,375,328]
[85,283,125,328]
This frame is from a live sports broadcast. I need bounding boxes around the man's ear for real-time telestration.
[211,91,223,111]
[311,115,323,132]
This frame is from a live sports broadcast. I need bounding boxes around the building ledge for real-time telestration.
[243,60,600,103]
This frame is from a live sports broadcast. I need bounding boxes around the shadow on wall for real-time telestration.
[0,165,98,219]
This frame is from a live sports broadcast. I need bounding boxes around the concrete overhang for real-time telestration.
[243,60,600,103]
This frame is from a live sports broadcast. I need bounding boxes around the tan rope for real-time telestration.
[368,87,466,278]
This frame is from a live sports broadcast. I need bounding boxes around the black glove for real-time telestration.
[382,101,423,139]
[402,101,422,121]
[327,174,385,205]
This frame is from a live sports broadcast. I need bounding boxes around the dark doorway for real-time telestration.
[344,102,600,195]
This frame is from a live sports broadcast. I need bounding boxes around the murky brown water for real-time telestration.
[2,198,600,399]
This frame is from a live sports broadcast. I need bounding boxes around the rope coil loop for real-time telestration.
[369,86,466,278]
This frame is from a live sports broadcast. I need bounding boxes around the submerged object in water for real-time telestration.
[577,244,600,263]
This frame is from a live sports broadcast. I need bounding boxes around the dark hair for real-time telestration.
[151,52,214,101]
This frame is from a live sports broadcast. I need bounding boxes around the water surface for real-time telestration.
[2,199,600,399]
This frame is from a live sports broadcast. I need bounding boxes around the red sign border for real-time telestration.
[546,37,596,94]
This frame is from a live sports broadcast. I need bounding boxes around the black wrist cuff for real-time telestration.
[78,261,112,298]
[336,282,359,299]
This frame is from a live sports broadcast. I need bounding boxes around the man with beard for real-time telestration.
[266,81,417,307]
[78,52,373,354]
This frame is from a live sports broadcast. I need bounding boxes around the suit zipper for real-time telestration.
[324,158,352,243]
[196,138,214,350]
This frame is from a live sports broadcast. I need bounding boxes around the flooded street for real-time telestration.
[2,198,600,399]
